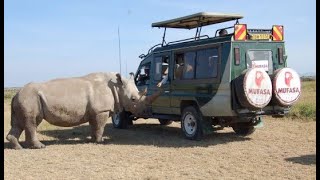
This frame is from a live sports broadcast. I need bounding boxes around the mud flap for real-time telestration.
[254,117,264,128]
[201,118,214,135]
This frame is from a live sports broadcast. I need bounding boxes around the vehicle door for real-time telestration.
[149,52,173,114]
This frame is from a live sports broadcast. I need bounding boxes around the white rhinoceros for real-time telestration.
[6,72,156,149]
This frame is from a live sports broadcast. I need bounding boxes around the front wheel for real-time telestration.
[181,106,203,140]
[112,111,130,129]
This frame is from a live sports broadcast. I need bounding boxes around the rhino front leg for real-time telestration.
[24,118,45,149]
[90,112,109,143]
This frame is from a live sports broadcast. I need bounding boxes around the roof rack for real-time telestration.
[139,12,243,59]
[152,12,243,29]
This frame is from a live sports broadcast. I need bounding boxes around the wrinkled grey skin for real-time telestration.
[6,72,150,149]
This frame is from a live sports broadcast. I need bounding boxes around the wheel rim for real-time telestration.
[113,113,120,125]
[183,113,197,136]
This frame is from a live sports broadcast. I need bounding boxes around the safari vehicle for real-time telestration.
[112,12,301,140]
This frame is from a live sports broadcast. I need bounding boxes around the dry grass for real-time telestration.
[287,81,316,121]
[3,100,316,179]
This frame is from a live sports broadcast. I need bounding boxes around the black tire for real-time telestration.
[112,111,130,129]
[158,119,173,126]
[181,106,203,140]
[232,124,256,136]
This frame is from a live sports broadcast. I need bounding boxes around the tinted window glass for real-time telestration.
[196,48,218,78]
[154,57,162,81]
[135,63,151,86]
[247,50,273,73]
[174,54,184,80]
[183,52,196,79]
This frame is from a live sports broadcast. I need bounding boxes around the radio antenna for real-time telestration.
[118,26,122,75]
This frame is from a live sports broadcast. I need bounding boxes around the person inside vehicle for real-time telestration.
[157,63,169,88]
[137,66,150,85]
[174,54,184,80]
[219,29,228,36]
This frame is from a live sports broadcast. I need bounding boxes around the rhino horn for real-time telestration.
[139,87,148,98]
[145,89,163,104]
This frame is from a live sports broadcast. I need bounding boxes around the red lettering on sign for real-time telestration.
[248,88,271,95]
[276,87,300,93]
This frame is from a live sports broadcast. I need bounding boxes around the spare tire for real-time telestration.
[234,68,273,110]
[271,68,301,106]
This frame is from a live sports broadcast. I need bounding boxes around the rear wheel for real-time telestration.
[181,106,203,140]
[232,123,256,136]
[158,119,173,125]
[112,111,130,129]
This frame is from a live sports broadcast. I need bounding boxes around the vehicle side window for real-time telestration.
[196,48,218,79]
[174,54,184,80]
[154,57,163,81]
[135,63,151,86]
[183,52,196,79]
[154,56,169,81]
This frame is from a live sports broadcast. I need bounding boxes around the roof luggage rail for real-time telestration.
[167,35,209,45]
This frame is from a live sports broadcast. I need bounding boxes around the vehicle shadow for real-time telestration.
[285,154,316,165]
[4,123,251,149]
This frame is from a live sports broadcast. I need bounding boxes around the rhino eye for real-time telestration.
[131,96,136,102]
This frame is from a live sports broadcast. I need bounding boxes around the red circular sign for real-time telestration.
[243,68,273,108]
[273,68,301,106]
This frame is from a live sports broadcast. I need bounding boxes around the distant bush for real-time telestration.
[301,77,316,82]
[4,89,18,100]
[288,103,316,121]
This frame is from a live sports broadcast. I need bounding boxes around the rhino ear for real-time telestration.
[116,73,123,85]
[129,72,135,80]
[116,73,128,86]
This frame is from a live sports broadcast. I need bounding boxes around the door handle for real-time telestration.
[164,90,170,93]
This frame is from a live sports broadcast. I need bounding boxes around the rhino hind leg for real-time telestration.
[6,127,24,150]
[90,112,109,143]
[24,118,45,149]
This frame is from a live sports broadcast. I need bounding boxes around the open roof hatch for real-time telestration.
[139,12,243,59]
[151,12,243,47]
[152,12,243,29]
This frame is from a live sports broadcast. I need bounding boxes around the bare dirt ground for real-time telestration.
[4,101,316,180]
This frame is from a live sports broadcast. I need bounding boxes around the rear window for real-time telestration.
[247,50,273,73]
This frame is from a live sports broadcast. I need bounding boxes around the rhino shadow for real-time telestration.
[285,154,316,165]
[3,139,90,149]
[4,125,92,149]
[31,122,251,148]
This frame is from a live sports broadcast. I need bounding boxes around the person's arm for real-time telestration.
[161,75,168,84]
[157,74,168,87]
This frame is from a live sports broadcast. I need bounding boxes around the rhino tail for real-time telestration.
[10,94,18,127]
[37,91,47,118]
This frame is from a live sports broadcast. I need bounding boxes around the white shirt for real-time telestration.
[160,74,168,84]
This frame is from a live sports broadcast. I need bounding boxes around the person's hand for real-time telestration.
[157,82,162,87]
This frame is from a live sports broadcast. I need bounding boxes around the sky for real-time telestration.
[4,0,316,87]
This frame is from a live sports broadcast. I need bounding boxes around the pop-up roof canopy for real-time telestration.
[152,12,243,29]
